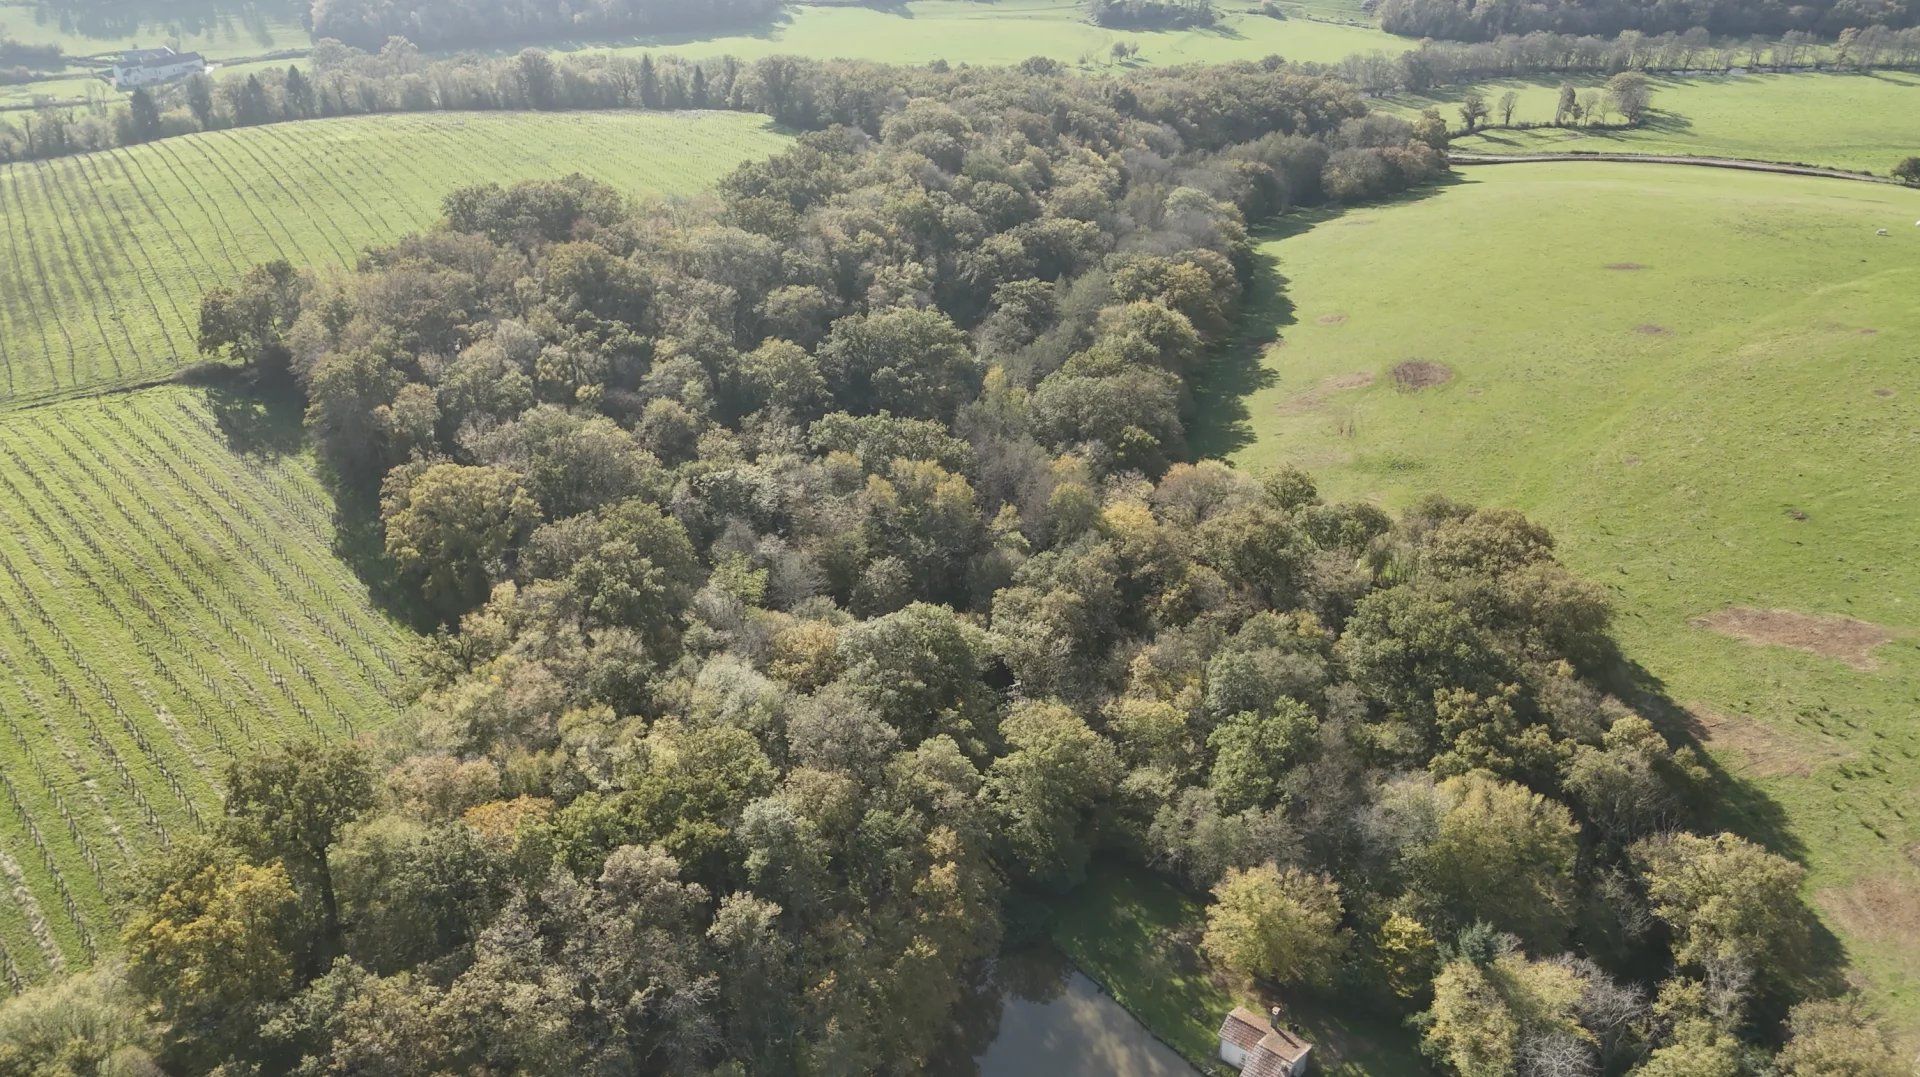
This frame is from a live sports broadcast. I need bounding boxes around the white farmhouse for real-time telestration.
[1219,1006,1313,1077]
[110,47,206,90]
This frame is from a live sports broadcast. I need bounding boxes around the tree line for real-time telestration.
[1326,24,1920,93]
[1377,0,1919,42]
[0,29,63,85]
[309,0,781,50]
[2,50,1901,1076]
[1088,0,1218,29]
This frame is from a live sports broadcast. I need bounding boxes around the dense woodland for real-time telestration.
[309,0,781,49]
[1377,0,1920,41]
[0,50,1903,1077]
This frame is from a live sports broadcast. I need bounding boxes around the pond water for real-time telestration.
[937,947,1201,1077]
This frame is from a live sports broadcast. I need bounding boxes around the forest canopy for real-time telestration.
[0,49,1885,1077]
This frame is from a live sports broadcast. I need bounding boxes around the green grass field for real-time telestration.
[548,0,1412,68]
[0,0,310,60]
[1381,71,1920,175]
[1217,163,1920,1033]
[0,109,788,409]
[1052,864,1424,1075]
[0,383,414,991]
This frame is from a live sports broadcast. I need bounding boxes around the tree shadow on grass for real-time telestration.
[1189,178,1459,462]
[1604,648,1850,1007]
[179,363,436,631]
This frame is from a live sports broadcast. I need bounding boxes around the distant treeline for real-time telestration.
[0,41,1438,204]
[309,0,780,49]
[1088,0,1217,28]
[1326,25,1920,91]
[1378,0,1919,41]
[0,33,64,82]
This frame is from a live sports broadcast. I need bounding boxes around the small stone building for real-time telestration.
[1218,1006,1313,1077]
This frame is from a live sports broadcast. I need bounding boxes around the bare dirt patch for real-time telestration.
[1856,327,1879,336]
[1278,371,1373,414]
[1315,313,1349,326]
[1391,360,1453,392]
[1691,607,1898,670]
[1633,324,1672,336]
[1684,705,1850,778]
[1873,387,1897,398]
[1604,262,1647,271]
[1819,874,1920,975]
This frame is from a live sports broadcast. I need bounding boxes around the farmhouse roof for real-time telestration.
[1221,1007,1312,1076]
[126,49,203,69]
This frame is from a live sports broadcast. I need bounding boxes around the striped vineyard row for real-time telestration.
[0,109,790,409]
[0,385,416,990]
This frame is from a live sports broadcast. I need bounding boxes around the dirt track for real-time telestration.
[1449,151,1902,184]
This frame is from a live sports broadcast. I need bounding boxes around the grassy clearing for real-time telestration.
[569,0,1410,68]
[0,383,414,992]
[0,0,310,60]
[0,109,788,409]
[1217,163,1920,1033]
[1378,71,1920,175]
[1051,863,1425,1076]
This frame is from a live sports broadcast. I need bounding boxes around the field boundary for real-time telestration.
[1449,149,1904,184]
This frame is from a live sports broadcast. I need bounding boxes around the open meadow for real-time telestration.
[1218,162,1920,1031]
[0,383,413,990]
[0,0,309,60]
[0,109,788,408]
[573,0,1410,68]
[1381,71,1920,175]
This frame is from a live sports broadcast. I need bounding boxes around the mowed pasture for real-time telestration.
[578,0,1411,68]
[1222,164,1920,1028]
[0,109,789,408]
[0,0,311,60]
[1383,71,1920,175]
[0,384,413,991]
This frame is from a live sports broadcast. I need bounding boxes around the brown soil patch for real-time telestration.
[1277,371,1373,414]
[1819,875,1920,972]
[1857,327,1879,336]
[1873,387,1896,398]
[1604,262,1647,270]
[1692,607,1898,670]
[1391,360,1453,392]
[1684,705,1850,778]
[1785,507,1809,521]
[1315,313,1349,326]
[1633,323,1671,336]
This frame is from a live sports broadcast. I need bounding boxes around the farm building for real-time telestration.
[1219,1006,1313,1077]
[110,46,206,89]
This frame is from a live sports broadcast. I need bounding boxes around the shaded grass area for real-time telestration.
[1377,71,1920,175]
[1225,163,1920,1034]
[0,109,788,409]
[1049,862,1428,1076]
[566,0,1412,68]
[0,382,418,992]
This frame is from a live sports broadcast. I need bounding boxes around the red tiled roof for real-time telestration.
[1220,1007,1267,1051]
[1220,1006,1313,1076]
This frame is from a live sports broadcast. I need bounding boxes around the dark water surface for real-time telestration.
[937,947,1200,1077]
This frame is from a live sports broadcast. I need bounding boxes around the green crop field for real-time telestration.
[0,384,414,991]
[569,0,1411,69]
[1382,71,1920,175]
[0,109,788,409]
[1217,162,1920,1031]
